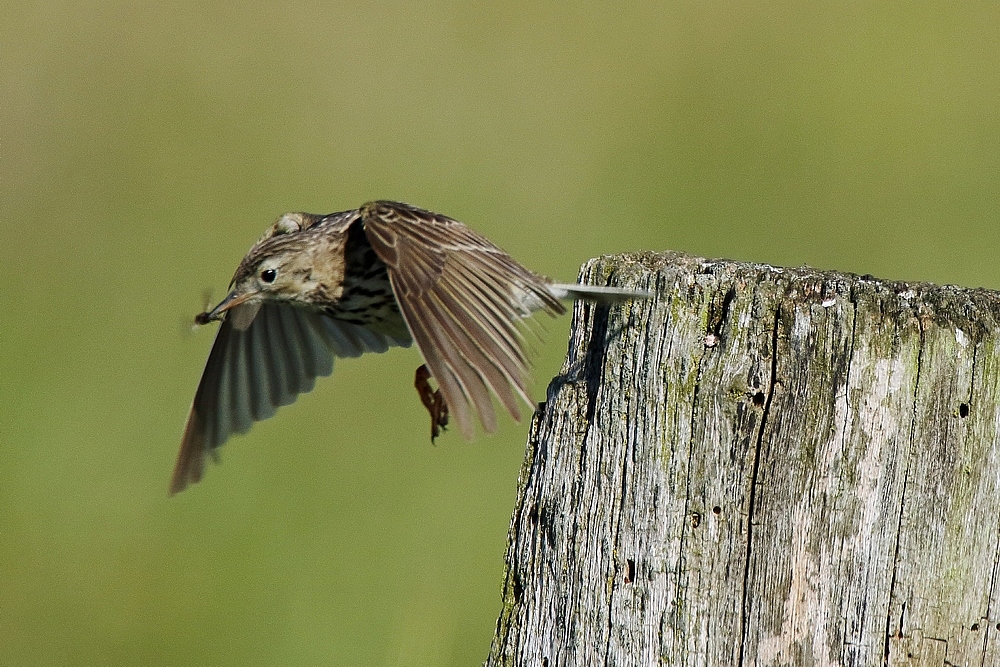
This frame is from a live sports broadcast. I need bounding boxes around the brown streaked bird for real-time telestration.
[171,201,648,494]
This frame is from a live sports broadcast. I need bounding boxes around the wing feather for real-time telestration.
[229,324,253,435]
[360,200,565,439]
[423,289,514,426]
[262,304,295,406]
[213,328,235,448]
[170,301,409,494]
[246,316,277,422]
[429,280,528,412]
[314,315,363,357]
[393,295,481,434]
[285,306,324,388]
[280,308,311,389]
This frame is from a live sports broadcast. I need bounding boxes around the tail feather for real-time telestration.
[548,282,652,304]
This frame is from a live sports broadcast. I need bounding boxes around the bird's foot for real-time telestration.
[414,364,449,441]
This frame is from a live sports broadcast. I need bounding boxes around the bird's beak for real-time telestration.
[197,290,262,330]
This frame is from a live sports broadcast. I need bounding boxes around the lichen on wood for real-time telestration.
[487,251,1000,667]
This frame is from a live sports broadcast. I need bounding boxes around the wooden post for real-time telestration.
[487,252,1000,667]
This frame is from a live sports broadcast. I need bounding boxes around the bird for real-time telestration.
[171,201,648,494]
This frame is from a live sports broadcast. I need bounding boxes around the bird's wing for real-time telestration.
[171,301,411,494]
[360,200,565,439]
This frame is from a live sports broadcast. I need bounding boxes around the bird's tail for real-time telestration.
[548,282,653,304]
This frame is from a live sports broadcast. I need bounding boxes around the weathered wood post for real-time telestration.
[487,251,1000,667]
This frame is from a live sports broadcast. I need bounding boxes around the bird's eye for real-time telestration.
[260,268,277,283]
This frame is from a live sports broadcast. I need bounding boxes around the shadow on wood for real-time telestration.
[487,251,1000,667]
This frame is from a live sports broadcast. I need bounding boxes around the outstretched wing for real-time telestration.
[360,200,564,439]
[171,301,410,494]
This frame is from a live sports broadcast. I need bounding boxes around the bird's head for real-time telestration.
[195,213,329,330]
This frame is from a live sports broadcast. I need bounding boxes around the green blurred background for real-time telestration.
[2,2,999,665]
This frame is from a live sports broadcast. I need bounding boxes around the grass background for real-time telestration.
[3,2,1000,664]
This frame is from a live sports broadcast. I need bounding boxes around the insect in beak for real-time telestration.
[194,290,260,329]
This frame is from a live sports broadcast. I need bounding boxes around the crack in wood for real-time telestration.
[884,315,924,665]
[738,303,782,667]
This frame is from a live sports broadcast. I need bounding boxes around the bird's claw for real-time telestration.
[414,364,449,441]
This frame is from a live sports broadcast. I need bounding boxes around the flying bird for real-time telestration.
[171,201,647,494]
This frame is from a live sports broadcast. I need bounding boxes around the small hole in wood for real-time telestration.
[972,623,980,631]
[713,506,722,515]
[542,659,549,667]
[625,558,636,584]
[691,512,701,528]
[752,392,766,408]
[996,622,1000,631]
[959,403,970,418]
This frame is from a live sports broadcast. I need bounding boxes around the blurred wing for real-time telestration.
[171,301,411,494]
[361,200,564,439]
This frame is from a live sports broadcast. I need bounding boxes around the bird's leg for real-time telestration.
[414,364,449,442]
